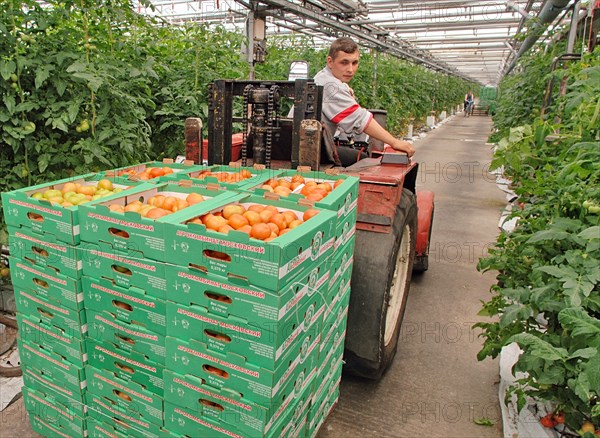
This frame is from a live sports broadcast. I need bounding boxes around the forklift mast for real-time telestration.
[207,79,323,169]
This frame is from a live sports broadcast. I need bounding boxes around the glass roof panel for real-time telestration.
[136,0,578,86]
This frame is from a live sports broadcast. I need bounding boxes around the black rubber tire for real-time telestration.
[344,188,417,380]
[413,206,434,273]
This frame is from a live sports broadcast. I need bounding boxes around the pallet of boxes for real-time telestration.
[2,161,358,438]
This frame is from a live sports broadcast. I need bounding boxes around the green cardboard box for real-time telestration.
[247,169,359,228]
[308,379,340,438]
[79,241,167,299]
[165,277,323,370]
[86,415,178,438]
[23,386,87,437]
[164,258,329,328]
[2,173,141,245]
[165,331,320,407]
[28,414,85,438]
[85,397,165,437]
[9,256,83,311]
[159,164,280,191]
[17,312,86,367]
[22,365,86,405]
[86,338,165,397]
[163,367,314,438]
[164,193,336,291]
[83,276,167,335]
[327,236,355,290]
[323,264,352,325]
[18,338,86,395]
[332,208,357,252]
[15,287,86,337]
[319,306,348,370]
[78,182,235,262]
[8,226,82,279]
[85,365,164,427]
[86,309,166,365]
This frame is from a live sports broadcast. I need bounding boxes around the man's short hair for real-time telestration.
[328,37,359,59]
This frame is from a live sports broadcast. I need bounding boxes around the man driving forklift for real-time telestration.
[315,37,416,167]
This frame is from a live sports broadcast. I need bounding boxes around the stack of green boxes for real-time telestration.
[2,173,149,437]
[2,164,359,437]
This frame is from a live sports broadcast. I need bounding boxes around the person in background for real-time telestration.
[315,37,415,167]
[464,90,474,115]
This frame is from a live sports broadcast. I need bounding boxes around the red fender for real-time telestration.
[416,190,434,256]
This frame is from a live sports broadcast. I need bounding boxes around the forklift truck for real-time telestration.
[190,78,434,380]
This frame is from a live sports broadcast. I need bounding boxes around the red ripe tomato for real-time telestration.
[540,414,557,428]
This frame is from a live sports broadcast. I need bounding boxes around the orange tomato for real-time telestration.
[243,210,262,226]
[259,209,275,223]
[146,208,171,219]
[306,192,324,202]
[267,222,280,235]
[162,167,174,175]
[282,211,297,224]
[148,195,165,208]
[288,219,303,229]
[269,213,287,231]
[334,179,344,189]
[186,193,205,205]
[222,204,245,219]
[149,167,165,178]
[248,204,265,213]
[291,174,305,184]
[260,184,274,192]
[124,201,143,213]
[265,205,279,214]
[237,225,252,235]
[279,228,293,236]
[317,183,332,193]
[162,196,178,212]
[277,179,291,189]
[240,169,252,179]
[109,204,125,213]
[303,209,320,221]
[172,199,189,212]
[218,224,234,234]
[204,214,227,231]
[250,223,271,240]
[228,214,249,230]
[273,186,292,197]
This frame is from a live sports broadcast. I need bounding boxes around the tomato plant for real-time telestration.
[477,46,600,431]
[0,0,248,249]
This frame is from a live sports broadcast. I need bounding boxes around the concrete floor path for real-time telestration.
[1,114,506,438]
[318,114,506,438]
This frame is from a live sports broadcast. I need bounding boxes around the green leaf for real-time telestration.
[3,95,16,115]
[536,265,568,278]
[66,101,81,125]
[559,308,600,340]
[508,333,568,361]
[35,65,52,89]
[568,373,591,403]
[50,117,68,133]
[474,418,494,427]
[528,230,571,243]
[0,60,16,80]
[38,153,50,173]
[569,348,598,360]
[584,355,600,394]
[578,226,600,240]
[71,72,103,93]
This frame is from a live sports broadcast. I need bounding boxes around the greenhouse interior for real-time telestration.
[0,0,599,437]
